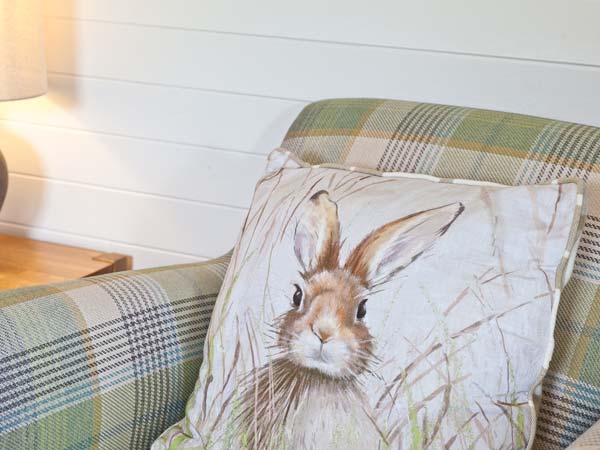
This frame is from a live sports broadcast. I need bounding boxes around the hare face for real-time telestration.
[280,190,464,381]
[278,269,373,378]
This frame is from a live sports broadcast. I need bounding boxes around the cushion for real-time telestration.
[154,148,584,450]
[282,98,600,450]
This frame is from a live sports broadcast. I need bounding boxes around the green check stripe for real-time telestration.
[0,256,230,450]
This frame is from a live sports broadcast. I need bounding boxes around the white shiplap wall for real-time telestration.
[1,0,599,268]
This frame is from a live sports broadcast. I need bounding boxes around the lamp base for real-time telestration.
[0,149,7,211]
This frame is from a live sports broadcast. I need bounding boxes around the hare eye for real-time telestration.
[292,284,303,307]
[356,299,368,320]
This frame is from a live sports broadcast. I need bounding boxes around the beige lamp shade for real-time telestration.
[0,0,47,101]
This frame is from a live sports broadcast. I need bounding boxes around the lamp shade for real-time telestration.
[0,0,47,101]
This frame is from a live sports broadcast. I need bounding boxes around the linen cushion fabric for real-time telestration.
[282,98,600,450]
[566,419,600,449]
[0,255,230,450]
[154,149,584,450]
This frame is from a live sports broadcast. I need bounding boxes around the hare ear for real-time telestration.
[346,203,464,287]
[294,190,341,274]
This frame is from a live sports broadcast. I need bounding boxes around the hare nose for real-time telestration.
[311,325,332,344]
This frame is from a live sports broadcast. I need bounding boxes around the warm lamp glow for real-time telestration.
[0,0,47,101]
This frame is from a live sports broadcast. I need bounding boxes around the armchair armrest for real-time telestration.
[0,253,230,450]
[566,419,600,449]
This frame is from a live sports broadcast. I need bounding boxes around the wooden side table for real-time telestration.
[0,233,132,290]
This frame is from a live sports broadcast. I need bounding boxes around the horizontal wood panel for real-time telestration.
[45,0,600,66]
[3,0,598,272]
[0,121,265,209]
[44,18,600,126]
[0,174,245,258]
[0,74,305,154]
[0,221,203,269]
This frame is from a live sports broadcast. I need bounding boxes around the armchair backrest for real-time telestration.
[282,98,600,450]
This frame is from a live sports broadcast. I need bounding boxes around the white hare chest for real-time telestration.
[284,385,379,450]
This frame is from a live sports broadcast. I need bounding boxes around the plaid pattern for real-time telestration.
[282,99,600,450]
[0,254,230,450]
[567,418,600,449]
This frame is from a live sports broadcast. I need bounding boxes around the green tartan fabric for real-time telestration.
[567,418,600,449]
[568,416,600,450]
[282,98,600,450]
[0,254,230,450]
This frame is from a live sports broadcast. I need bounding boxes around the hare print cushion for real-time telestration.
[154,149,585,450]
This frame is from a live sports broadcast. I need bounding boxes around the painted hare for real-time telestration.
[240,190,464,450]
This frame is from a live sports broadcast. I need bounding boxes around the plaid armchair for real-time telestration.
[1,99,600,450]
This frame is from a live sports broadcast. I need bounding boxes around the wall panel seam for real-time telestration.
[0,119,272,158]
[7,172,251,212]
[46,71,311,103]
[44,15,600,70]
[0,220,213,260]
